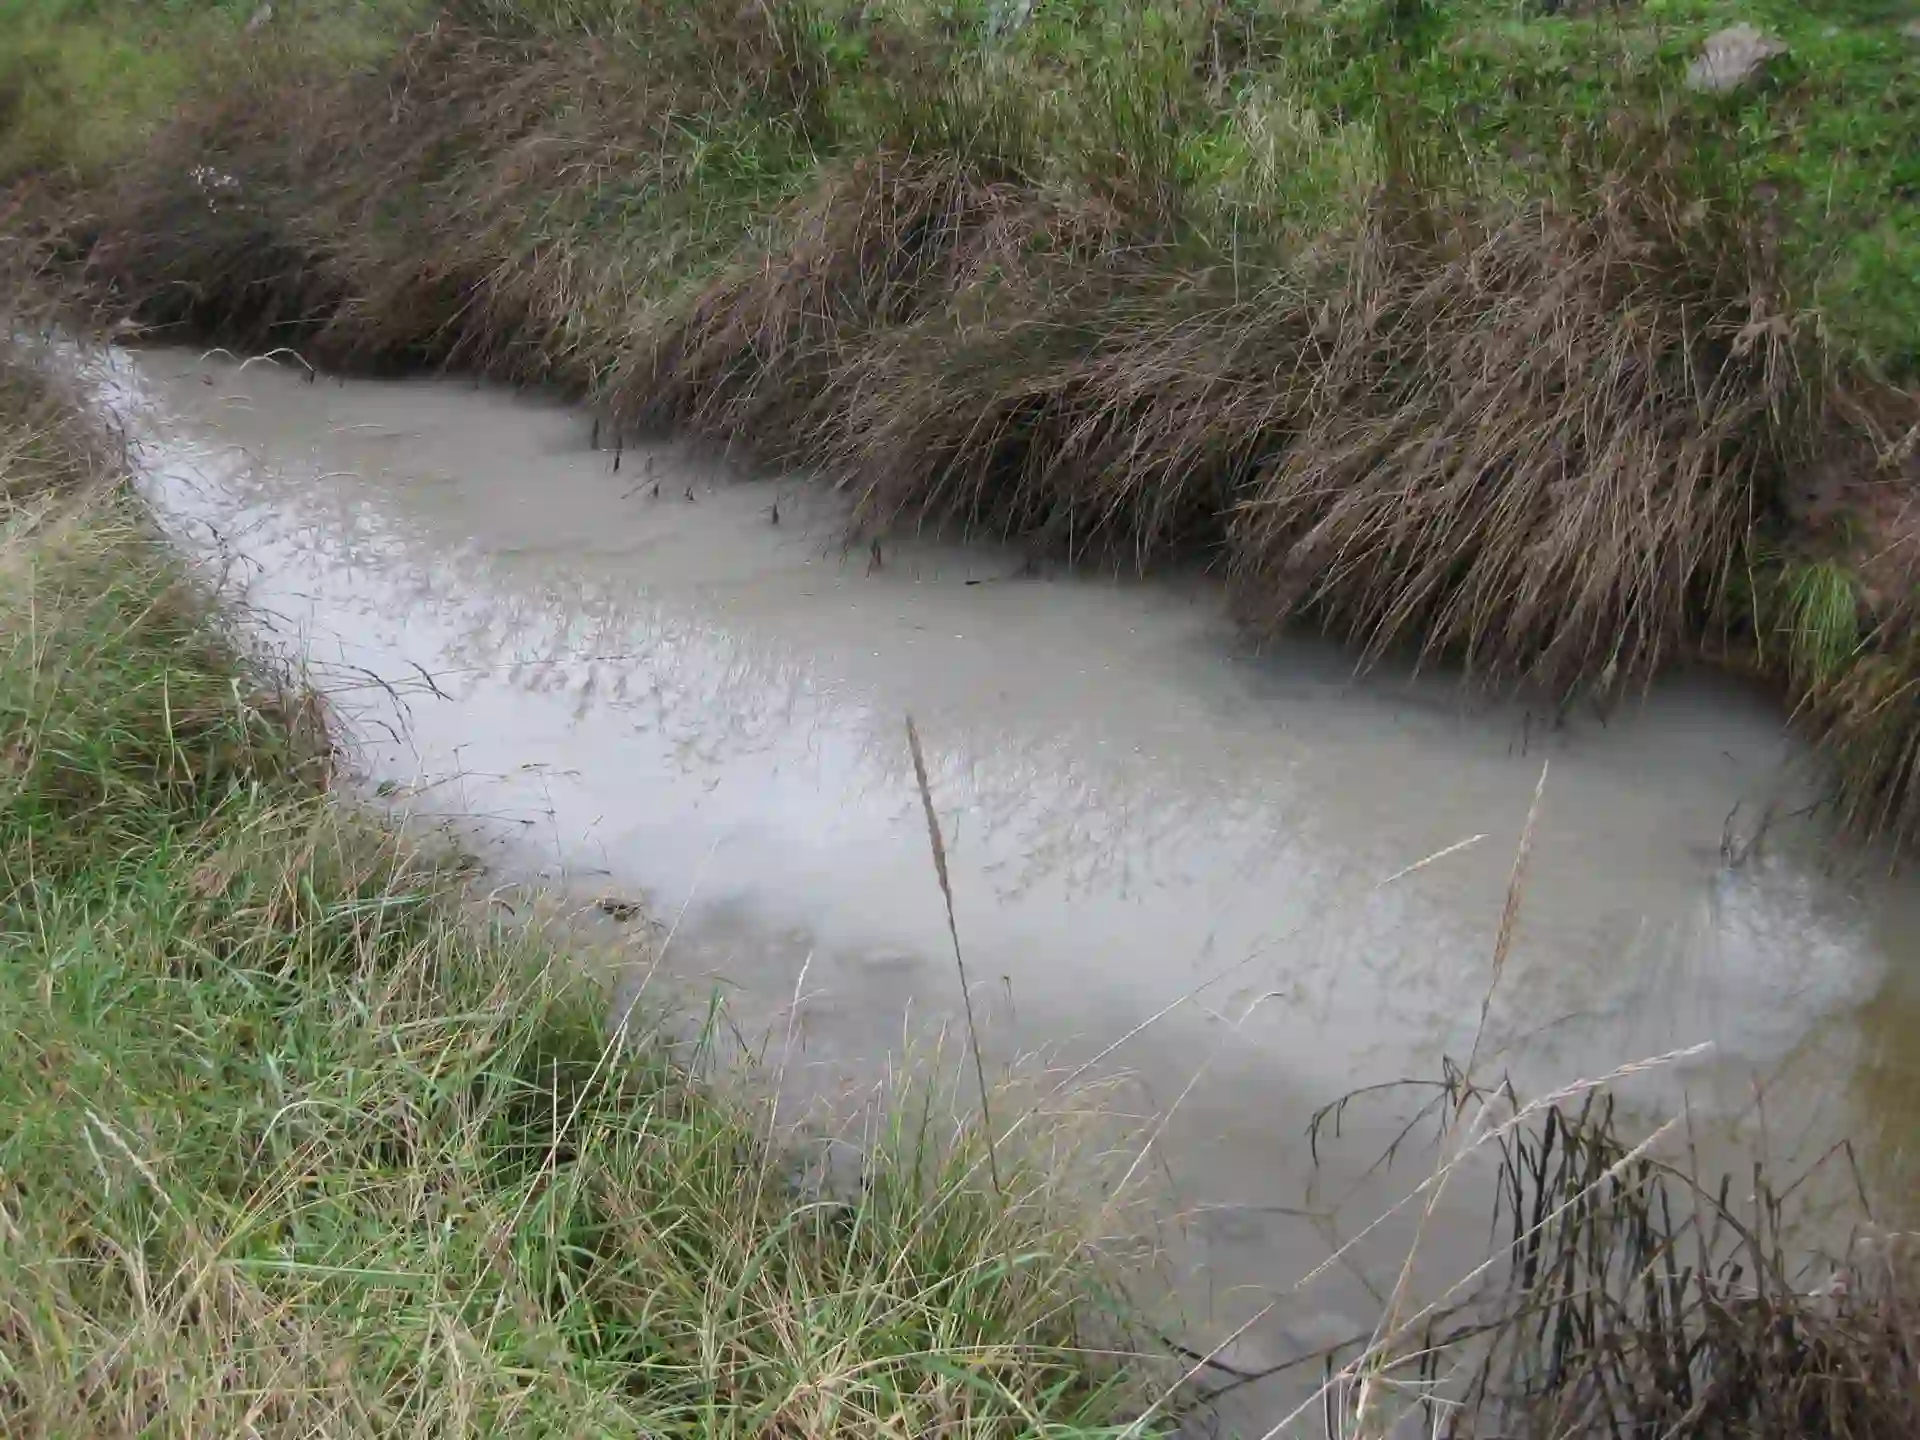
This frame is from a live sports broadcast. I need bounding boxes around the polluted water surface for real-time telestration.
[97,347,1920,1429]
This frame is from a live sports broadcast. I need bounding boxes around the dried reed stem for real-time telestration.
[905,713,1002,1198]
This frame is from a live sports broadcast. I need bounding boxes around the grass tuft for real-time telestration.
[1306,1072,1920,1438]
[1771,557,1865,696]
[1812,622,1920,848]
[1460,1090,1919,1439]
[1231,163,1802,692]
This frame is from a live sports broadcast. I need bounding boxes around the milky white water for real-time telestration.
[100,347,1919,1428]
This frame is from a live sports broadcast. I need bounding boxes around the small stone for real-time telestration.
[1903,19,1920,42]
[1687,24,1787,92]
[245,3,273,31]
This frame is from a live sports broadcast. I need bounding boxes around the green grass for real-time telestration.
[821,0,1920,369]
[1364,0,1920,375]
[6,0,1915,369]
[0,367,1156,1436]
[1771,556,1865,694]
[0,0,420,178]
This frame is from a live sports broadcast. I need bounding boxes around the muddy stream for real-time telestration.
[100,348,1919,1429]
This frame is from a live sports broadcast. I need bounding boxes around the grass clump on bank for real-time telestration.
[0,360,1153,1435]
[4,0,1918,845]
[1315,1079,1920,1439]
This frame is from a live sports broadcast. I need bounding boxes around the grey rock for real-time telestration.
[1686,24,1787,92]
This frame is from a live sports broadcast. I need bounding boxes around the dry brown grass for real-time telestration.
[1230,185,1804,692]
[1775,388,1920,846]
[84,29,578,371]
[1814,618,1920,846]
[1453,1091,1919,1439]
[1303,1070,1919,1440]
[81,9,827,375]
[628,153,1116,465]
[815,169,1805,676]
[816,259,1302,566]
[0,343,118,506]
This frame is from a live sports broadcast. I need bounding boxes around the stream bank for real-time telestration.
[0,346,1162,1439]
[100,344,1920,1424]
[16,2,1917,850]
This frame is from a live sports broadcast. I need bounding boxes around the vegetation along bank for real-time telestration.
[3,4,1920,1432]
[0,345,1160,1433]
[4,0,1919,841]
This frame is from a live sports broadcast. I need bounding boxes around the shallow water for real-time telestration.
[103,347,1919,1428]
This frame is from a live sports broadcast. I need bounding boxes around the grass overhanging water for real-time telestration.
[4,0,1915,845]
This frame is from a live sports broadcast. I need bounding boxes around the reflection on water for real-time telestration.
[97,346,1920,1425]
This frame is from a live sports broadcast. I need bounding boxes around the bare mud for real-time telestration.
[101,347,1920,1426]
